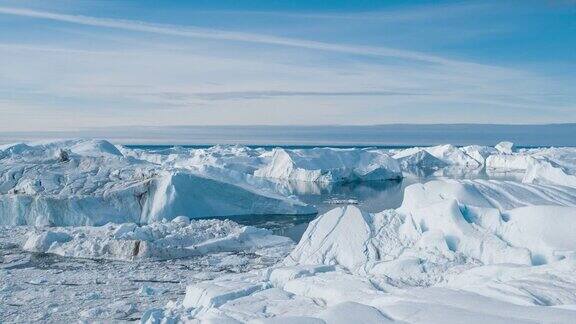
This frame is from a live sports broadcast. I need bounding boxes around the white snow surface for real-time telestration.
[22,217,294,261]
[3,140,576,323]
[146,177,576,323]
[254,147,402,182]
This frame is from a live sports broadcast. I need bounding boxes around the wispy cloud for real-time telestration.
[0,3,574,131]
[0,6,470,65]
[181,90,426,100]
[190,2,493,22]
[0,43,126,55]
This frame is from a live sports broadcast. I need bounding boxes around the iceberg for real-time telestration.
[149,178,576,323]
[394,150,447,176]
[485,145,576,187]
[4,139,576,323]
[254,148,402,182]
[495,141,514,154]
[0,139,313,226]
[392,144,481,168]
[23,217,294,261]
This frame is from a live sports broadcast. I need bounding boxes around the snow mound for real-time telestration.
[398,179,576,211]
[287,179,576,278]
[254,148,401,182]
[68,139,123,157]
[285,202,534,278]
[23,217,294,261]
[155,260,576,323]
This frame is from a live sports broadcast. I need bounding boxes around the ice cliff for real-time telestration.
[0,140,312,226]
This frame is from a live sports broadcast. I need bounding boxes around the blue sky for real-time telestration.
[0,0,575,131]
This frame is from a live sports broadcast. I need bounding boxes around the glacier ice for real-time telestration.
[0,140,313,226]
[148,176,576,323]
[495,141,514,154]
[23,217,294,261]
[254,147,402,182]
[3,139,576,323]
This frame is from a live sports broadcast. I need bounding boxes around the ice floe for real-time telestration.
[23,217,294,261]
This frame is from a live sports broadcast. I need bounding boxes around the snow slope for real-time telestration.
[149,178,576,323]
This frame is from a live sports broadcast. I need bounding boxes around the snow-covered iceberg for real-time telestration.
[23,216,294,261]
[484,145,576,188]
[0,140,313,226]
[391,144,486,177]
[149,178,576,323]
[254,148,402,182]
[392,144,481,168]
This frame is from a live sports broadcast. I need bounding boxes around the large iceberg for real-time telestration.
[0,140,313,226]
[149,178,576,323]
[254,148,402,182]
[4,139,576,323]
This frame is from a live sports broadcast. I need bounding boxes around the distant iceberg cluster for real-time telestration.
[2,139,576,322]
[2,139,574,227]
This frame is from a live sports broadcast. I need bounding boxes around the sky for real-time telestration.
[0,0,575,131]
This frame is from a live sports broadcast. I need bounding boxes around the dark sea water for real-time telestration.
[3,124,575,146]
[249,171,521,241]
